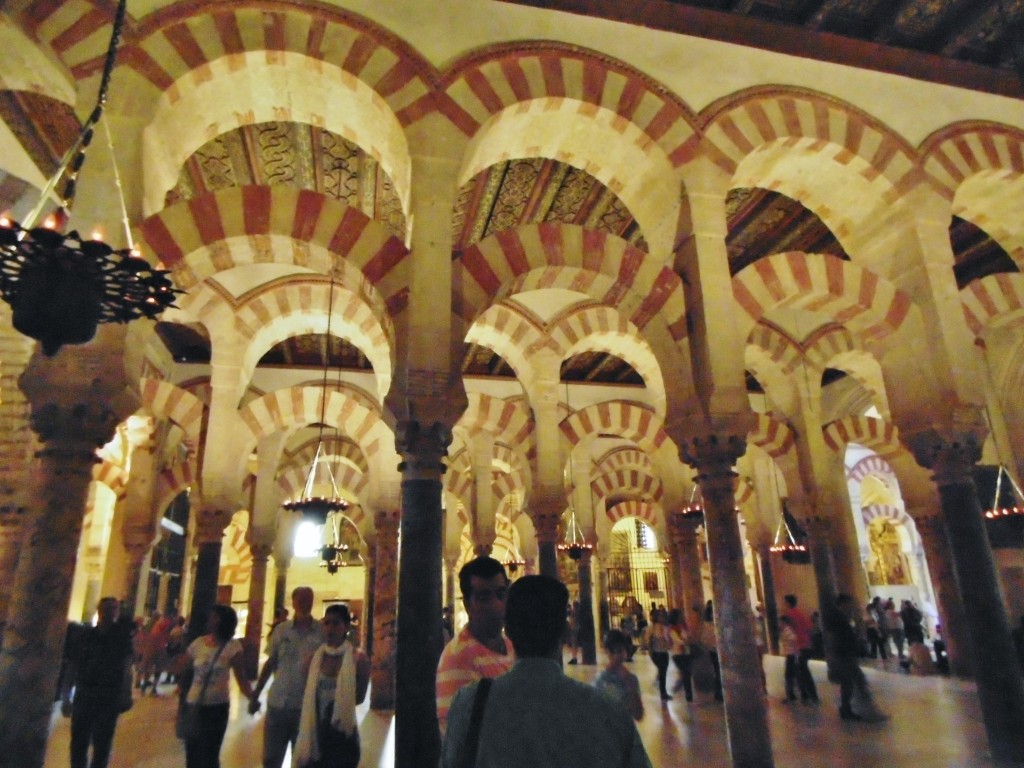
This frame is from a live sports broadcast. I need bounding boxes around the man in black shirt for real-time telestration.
[62,597,134,768]
[823,593,886,722]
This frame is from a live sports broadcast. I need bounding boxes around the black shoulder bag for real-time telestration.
[460,677,493,768]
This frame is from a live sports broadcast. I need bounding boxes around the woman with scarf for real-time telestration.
[293,603,370,768]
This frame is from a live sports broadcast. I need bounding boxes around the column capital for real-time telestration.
[249,542,273,561]
[374,507,401,533]
[680,433,747,475]
[195,509,233,544]
[395,420,451,480]
[532,511,560,544]
[906,428,982,486]
[30,402,119,464]
[668,509,702,542]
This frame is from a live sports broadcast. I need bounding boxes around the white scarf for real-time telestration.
[292,641,357,768]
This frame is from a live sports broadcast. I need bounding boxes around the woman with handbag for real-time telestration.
[293,603,370,768]
[171,604,255,768]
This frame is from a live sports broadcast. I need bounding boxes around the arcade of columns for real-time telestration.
[0,2,1024,767]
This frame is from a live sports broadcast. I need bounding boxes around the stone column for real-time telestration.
[577,548,597,664]
[371,508,399,711]
[755,544,779,655]
[913,512,971,677]
[670,511,706,620]
[909,431,1024,763]
[395,421,449,768]
[683,435,774,768]
[187,513,229,639]
[121,533,151,615]
[242,543,272,679]
[803,516,838,614]
[363,544,376,656]
[444,554,457,612]
[0,397,119,767]
[532,508,560,579]
[273,560,289,614]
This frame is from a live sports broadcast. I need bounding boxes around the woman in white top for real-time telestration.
[172,605,254,768]
[293,603,370,768]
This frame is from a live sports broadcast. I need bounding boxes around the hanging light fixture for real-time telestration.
[557,380,593,561]
[500,495,526,572]
[681,484,704,520]
[984,464,1024,518]
[283,279,348,524]
[319,511,363,574]
[0,0,178,355]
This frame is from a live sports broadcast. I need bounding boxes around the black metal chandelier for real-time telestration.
[282,279,348,524]
[0,0,178,355]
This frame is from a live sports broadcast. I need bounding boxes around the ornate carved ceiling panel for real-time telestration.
[167,122,406,241]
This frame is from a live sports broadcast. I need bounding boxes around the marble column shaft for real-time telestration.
[804,517,839,613]
[671,514,706,621]
[242,544,272,679]
[755,545,779,655]
[273,561,289,615]
[685,436,774,768]
[395,422,448,768]
[577,549,597,665]
[0,401,118,768]
[187,514,229,640]
[919,438,1024,763]
[914,513,971,678]
[371,509,399,711]
[532,511,560,579]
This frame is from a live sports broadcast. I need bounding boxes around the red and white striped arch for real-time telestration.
[140,378,205,449]
[239,384,387,460]
[921,123,1024,259]
[456,225,687,349]
[732,252,912,345]
[137,188,409,309]
[92,460,128,499]
[595,447,655,475]
[285,436,369,476]
[701,89,917,207]
[823,416,902,459]
[921,122,1024,202]
[860,503,910,530]
[848,454,898,487]
[154,459,197,518]
[960,273,1024,337]
[561,400,669,455]
[605,499,661,530]
[464,302,545,384]
[457,393,535,461]
[236,279,394,403]
[747,414,794,458]
[443,44,696,160]
[443,466,473,516]
[591,468,664,505]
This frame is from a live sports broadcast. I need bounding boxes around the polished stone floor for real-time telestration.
[44,653,1006,768]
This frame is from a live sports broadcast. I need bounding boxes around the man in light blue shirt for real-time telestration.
[250,586,324,768]
[440,575,652,768]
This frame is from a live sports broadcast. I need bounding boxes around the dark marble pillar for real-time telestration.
[670,511,706,619]
[755,544,779,655]
[914,512,971,677]
[395,422,449,768]
[577,549,597,664]
[0,399,118,767]
[910,431,1024,763]
[273,559,289,615]
[533,511,560,579]
[242,543,271,679]
[683,435,774,768]
[187,514,228,640]
[371,508,399,711]
[804,516,838,615]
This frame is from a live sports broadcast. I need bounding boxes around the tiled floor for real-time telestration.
[45,654,1004,768]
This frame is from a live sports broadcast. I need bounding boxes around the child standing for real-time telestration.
[594,630,644,721]
[780,615,800,703]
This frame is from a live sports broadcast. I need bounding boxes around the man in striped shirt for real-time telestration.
[435,556,514,733]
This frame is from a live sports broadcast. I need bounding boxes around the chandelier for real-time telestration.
[984,465,1024,519]
[770,501,810,564]
[282,279,348,524]
[0,0,178,355]
[319,512,363,574]
[557,381,593,561]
